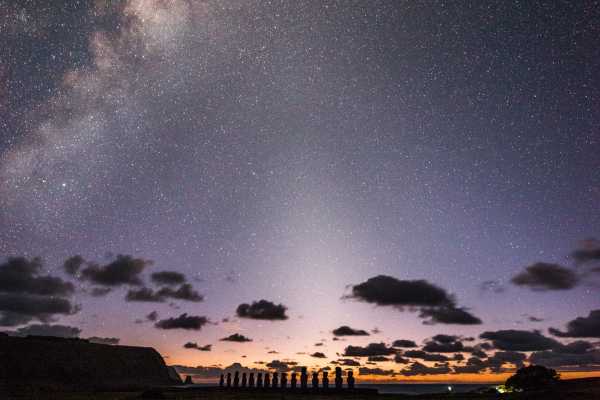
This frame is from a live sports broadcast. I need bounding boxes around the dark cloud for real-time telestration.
[471,349,488,359]
[0,257,74,296]
[403,350,449,362]
[146,311,158,322]
[347,275,452,307]
[267,350,279,354]
[220,333,252,342]
[348,275,480,325]
[4,323,81,338]
[236,300,288,320]
[485,351,526,373]
[392,339,418,348]
[453,357,487,374]
[571,238,600,265]
[556,340,596,354]
[157,284,203,302]
[0,257,78,326]
[367,356,390,362]
[526,315,544,322]
[63,255,85,276]
[343,343,396,357]
[550,310,600,338]
[184,342,211,351]
[126,287,164,302]
[399,361,451,376]
[80,255,151,286]
[332,326,369,336]
[0,293,78,326]
[126,284,203,302]
[423,340,464,353]
[431,334,459,343]
[151,271,186,286]
[480,329,560,351]
[358,367,396,376]
[529,341,600,368]
[422,335,464,352]
[511,262,578,290]
[266,360,297,371]
[155,313,209,330]
[394,354,410,364]
[311,352,327,358]
[336,359,361,366]
[419,306,482,325]
[88,336,120,345]
[90,287,111,297]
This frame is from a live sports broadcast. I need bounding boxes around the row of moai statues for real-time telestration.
[219,366,355,390]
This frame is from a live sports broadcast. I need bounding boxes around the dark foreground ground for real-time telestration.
[4,379,600,400]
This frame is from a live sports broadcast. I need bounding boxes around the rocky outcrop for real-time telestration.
[0,334,181,391]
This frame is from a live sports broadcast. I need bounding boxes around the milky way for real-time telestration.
[1,1,599,381]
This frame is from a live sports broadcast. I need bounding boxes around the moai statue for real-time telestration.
[347,370,355,389]
[249,372,255,387]
[272,372,279,388]
[184,375,193,385]
[290,372,297,389]
[335,367,343,390]
[312,371,319,389]
[233,371,240,388]
[300,367,308,389]
[257,372,263,388]
[226,372,232,388]
[281,372,288,389]
[264,372,271,387]
[241,372,247,387]
[322,371,329,389]
[219,374,225,388]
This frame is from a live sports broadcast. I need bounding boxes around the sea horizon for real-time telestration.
[182,382,495,395]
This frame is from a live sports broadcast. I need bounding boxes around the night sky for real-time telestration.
[1,0,599,383]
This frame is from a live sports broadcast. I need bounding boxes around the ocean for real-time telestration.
[185,383,494,395]
[357,383,493,395]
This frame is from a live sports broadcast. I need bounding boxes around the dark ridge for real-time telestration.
[0,334,181,392]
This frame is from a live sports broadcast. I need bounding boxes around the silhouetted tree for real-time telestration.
[506,365,559,392]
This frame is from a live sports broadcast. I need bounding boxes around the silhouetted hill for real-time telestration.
[0,333,181,392]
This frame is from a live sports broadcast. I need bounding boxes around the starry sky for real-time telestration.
[1,0,599,383]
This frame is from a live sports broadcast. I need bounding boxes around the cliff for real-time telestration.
[0,333,181,391]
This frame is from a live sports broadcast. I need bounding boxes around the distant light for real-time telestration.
[447,385,452,392]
